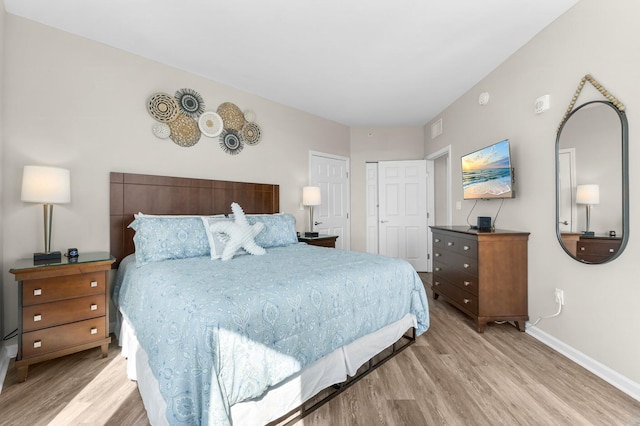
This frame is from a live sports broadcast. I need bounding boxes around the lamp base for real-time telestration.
[304,232,319,238]
[581,231,595,237]
[33,251,62,263]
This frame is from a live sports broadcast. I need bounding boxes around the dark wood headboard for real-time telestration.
[110,172,280,267]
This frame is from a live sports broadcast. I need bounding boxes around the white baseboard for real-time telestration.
[0,343,17,394]
[526,325,640,402]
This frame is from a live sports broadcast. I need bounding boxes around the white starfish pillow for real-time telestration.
[206,202,266,261]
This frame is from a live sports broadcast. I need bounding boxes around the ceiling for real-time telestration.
[4,0,578,126]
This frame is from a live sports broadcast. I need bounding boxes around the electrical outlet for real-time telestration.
[555,288,565,306]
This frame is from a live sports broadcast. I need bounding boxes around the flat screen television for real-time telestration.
[461,139,515,200]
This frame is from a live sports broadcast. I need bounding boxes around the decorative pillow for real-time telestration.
[246,214,298,248]
[201,216,236,259]
[203,203,266,261]
[129,216,210,266]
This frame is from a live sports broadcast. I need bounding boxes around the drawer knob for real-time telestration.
[464,281,471,286]
[435,267,441,272]
[434,281,440,286]
[609,248,614,253]
[90,328,98,335]
[435,238,440,243]
[463,263,470,269]
[90,281,98,288]
[34,314,42,322]
[447,242,454,246]
[463,298,471,304]
[463,245,470,251]
[90,304,98,311]
[33,340,42,348]
[435,252,441,257]
[34,289,42,296]
[580,247,586,251]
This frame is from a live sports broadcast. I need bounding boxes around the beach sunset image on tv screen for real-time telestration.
[461,139,514,199]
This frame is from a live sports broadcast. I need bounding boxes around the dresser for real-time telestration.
[10,252,115,382]
[431,226,529,333]
[576,236,622,263]
[298,234,339,248]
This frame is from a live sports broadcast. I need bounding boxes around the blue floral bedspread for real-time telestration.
[113,243,430,425]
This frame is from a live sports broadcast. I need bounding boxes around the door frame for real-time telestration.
[309,151,351,250]
[426,145,452,272]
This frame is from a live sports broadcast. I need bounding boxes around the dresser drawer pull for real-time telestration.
[609,248,615,253]
[447,241,454,247]
[90,281,98,288]
[33,314,42,322]
[90,328,98,335]
[463,245,470,251]
[580,247,586,251]
[463,263,470,269]
[34,289,42,296]
[435,267,441,272]
[464,281,471,286]
[33,340,42,348]
[90,304,98,311]
[435,238,440,243]
[463,299,471,304]
[434,281,440,286]
[435,252,441,257]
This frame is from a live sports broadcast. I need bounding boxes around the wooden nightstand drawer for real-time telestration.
[21,317,107,359]
[22,272,105,306]
[22,295,106,332]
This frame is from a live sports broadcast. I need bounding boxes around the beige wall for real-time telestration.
[1,15,350,336]
[425,0,640,384]
[350,127,425,252]
[0,5,5,340]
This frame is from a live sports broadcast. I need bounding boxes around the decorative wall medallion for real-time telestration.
[243,109,256,122]
[217,102,245,131]
[241,122,261,145]
[198,111,224,137]
[219,129,244,155]
[168,113,201,147]
[147,93,180,122]
[152,122,171,139]
[175,88,205,118]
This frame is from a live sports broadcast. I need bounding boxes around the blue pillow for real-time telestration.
[129,216,210,266]
[246,214,298,248]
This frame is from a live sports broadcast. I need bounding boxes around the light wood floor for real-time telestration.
[1,274,639,425]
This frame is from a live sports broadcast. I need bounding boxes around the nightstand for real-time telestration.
[9,251,115,382]
[298,235,339,248]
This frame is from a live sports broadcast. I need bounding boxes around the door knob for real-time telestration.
[314,221,323,225]
[380,220,388,223]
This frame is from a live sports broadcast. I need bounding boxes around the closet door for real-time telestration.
[377,160,429,272]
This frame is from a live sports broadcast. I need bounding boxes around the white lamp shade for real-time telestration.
[576,184,599,205]
[21,165,71,204]
[302,186,321,206]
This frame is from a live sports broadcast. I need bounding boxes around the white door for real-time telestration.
[309,152,350,250]
[558,148,577,232]
[378,160,429,271]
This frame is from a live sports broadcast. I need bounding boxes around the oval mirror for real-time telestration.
[556,100,628,263]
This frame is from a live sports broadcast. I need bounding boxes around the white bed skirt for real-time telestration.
[118,311,417,425]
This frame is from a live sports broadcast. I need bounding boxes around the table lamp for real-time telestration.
[302,186,321,237]
[576,184,599,237]
[21,165,71,262]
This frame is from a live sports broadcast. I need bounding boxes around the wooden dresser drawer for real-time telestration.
[433,270,478,295]
[22,295,106,332]
[433,280,478,315]
[21,317,107,359]
[22,272,105,306]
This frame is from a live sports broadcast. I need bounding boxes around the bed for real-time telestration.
[110,172,430,425]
